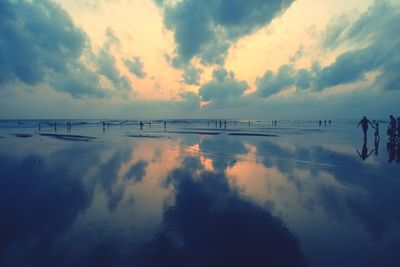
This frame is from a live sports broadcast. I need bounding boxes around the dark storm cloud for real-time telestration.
[317,1,400,91]
[124,57,147,79]
[0,0,83,85]
[156,0,294,65]
[199,67,248,106]
[313,48,381,90]
[256,1,400,97]
[0,0,114,98]
[0,0,135,98]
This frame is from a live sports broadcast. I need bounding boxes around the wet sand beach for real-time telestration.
[0,119,399,267]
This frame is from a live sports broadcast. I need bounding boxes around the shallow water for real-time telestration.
[0,120,399,267]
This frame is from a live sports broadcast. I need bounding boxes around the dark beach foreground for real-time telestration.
[0,120,399,267]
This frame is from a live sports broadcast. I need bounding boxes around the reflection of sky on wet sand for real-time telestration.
[0,125,399,267]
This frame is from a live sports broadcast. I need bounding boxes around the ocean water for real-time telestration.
[0,119,399,267]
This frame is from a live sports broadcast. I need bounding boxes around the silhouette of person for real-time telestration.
[164,120,167,129]
[357,116,373,140]
[397,117,400,142]
[224,120,227,128]
[329,120,332,125]
[397,142,400,163]
[372,120,380,156]
[215,121,218,128]
[387,140,396,163]
[388,115,397,141]
[54,122,57,132]
[374,135,380,156]
[219,120,222,128]
[372,120,380,139]
[357,139,374,161]
[319,120,322,127]
[324,120,327,127]
[207,121,210,127]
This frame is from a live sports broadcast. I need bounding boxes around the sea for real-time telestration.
[0,118,398,267]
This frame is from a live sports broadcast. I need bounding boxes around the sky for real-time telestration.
[0,0,399,119]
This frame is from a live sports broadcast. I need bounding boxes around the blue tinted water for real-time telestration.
[0,119,398,266]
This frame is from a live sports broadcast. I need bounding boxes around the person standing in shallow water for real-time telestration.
[372,120,380,140]
[397,117,400,142]
[388,115,397,141]
[372,120,380,156]
[357,116,373,140]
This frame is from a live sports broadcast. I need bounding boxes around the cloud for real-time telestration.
[124,57,147,79]
[178,91,202,111]
[256,64,296,97]
[156,0,294,65]
[181,64,203,85]
[50,63,112,98]
[313,48,381,90]
[165,54,203,85]
[97,28,133,92]
[317,0,400,91]
[289,44,305,63]
[199,68,248,107]
[0,1,136,98]
[255,1,400,97]
[256,64,318,98]
[0,0,113,98]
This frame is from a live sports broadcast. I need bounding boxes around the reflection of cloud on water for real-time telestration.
[225,159,360,222]
[185,144,215,172]
[0,148,93,266]
[173,136,400,249]
[1,133,399,266]
[144,157,307,267]
[219,137,400,266]
[196,136,249,173]
[0,138,187,266]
